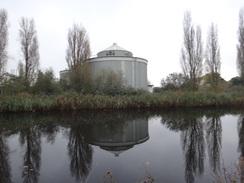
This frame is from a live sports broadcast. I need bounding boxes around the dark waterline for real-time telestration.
[0,108,243,183]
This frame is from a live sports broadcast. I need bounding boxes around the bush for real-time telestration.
[32,69,62,95]
[0,92,243,112]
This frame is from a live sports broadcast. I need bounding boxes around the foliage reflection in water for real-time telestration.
[0,108,243,183]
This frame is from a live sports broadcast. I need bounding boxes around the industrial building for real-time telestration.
[60,43,148,90]
[88,43,148,90]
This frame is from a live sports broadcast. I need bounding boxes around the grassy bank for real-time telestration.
[0,92,244,112]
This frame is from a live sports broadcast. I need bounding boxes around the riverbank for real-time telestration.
[0,92,243,112]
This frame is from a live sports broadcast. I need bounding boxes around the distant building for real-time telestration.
[10,69,16,75]
[148,84,154,93]
[60,43,149,90]
[59,69,70,85]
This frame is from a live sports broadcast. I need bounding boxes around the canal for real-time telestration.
[0,108,243,183]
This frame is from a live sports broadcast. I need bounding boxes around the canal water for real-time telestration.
[0,108,243,183]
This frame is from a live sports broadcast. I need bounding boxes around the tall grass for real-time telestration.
[0,92,243,112]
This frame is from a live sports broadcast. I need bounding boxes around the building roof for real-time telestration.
[96,42,133,57]
[104,43,126,51]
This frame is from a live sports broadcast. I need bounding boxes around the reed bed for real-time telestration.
[0,92,243,112]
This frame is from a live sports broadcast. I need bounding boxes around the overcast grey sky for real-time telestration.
[1,0,243,86]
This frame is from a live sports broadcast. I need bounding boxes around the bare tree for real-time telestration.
[0,9,8,82]
[237,8,244,78]
[205,23,221,90]
[65,24,92,93]
[180,11,203,91]
[66,24,91,69]
[19,17,39,85]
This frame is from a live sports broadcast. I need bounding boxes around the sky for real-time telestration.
[1,0,243,86]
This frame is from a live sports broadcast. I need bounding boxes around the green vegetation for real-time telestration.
[0,92,243,112]
[1,63,244,113]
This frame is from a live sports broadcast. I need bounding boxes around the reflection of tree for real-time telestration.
[237,115,244,182]
[161,109,206,183]
[161,108,205,132]
[0,113,61,183]
[67,123,93,182]
[39,121,59,144]
[19,125,41,183]
[205,116,222,173]
[181,118,205,183]
[0,128,11,183]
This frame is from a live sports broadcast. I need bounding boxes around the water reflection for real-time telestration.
[0,126,11,183]
[238,115,244,157]
[160,108,228,183]
[19,122,41,183]
[0,108,243,183]
[87,118,149,156]
[67,121,93,182]
[205,116,222,173]
[181,118,205,183]
[161,109,205,183]
[0,111,151,183]
[237,114,244,182]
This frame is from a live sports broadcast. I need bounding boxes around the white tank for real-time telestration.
[87,43,148,90]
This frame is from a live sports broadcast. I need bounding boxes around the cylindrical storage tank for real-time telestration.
[87,43,148,90]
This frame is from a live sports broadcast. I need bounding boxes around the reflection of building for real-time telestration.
[88,119,149,156]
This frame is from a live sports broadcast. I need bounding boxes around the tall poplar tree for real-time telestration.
[237,8,244,79]
[19,17,39,86]
[66,24,91,69]
[205,23,221,90]
[65,24,92,93]
[180,11,203,91]
[0,9,8,82]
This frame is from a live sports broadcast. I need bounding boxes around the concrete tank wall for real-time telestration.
[87,56,148,90]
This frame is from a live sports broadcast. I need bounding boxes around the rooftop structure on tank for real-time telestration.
[87,43,148,90]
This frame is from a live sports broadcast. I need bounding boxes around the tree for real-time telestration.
[66,24,91,69]
[161,72,189,91]
[180,11,203,91]
[205,23,221,91]
[230,76,244,86]
[93,69,126,95]
[200,73,228,92]
[66,24,92,93]
[32,68,61,95]
[0,9,8,83]
[67,62,93,93]
[19,17,39,86]
[1,73,29,95]
[237,8,244,79]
